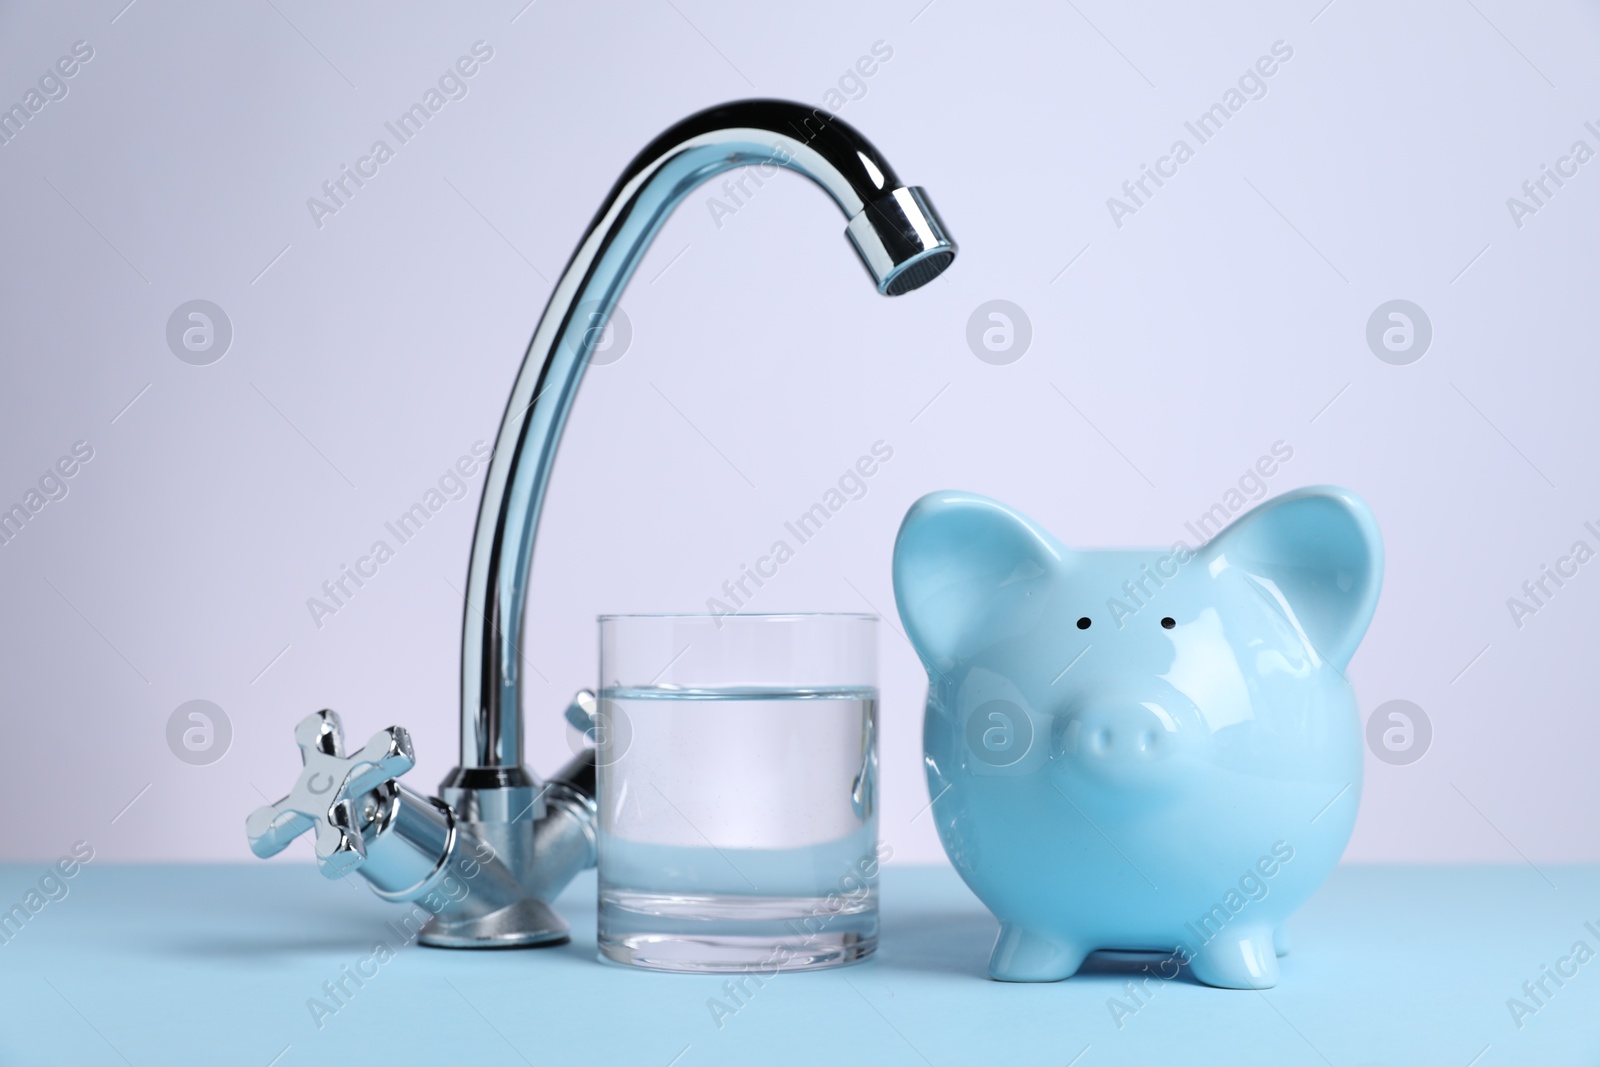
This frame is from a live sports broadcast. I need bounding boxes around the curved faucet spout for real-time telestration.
[444,99,956,800]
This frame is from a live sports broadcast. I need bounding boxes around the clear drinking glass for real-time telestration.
[594,613,879,973]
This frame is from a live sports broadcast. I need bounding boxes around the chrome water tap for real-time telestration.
[247,98,956,946]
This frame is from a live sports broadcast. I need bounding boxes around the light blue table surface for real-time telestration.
[0,863,1594,1066]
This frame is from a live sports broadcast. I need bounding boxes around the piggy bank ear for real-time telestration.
[892,491,1063,671]
[1202,486,1383,670]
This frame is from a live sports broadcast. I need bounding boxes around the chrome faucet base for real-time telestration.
[419,898,569,949]
[422,771,597,948]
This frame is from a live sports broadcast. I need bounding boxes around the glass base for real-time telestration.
[598,888,878,973]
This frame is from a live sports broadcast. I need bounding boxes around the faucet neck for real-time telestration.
[445,100,953,790]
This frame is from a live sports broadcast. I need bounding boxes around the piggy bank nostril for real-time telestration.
[1136,729,1156,754]
[1090,727,1111,754]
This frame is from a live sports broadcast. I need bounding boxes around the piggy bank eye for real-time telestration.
[1161,617,1175,629]
[1076,617,1091,630]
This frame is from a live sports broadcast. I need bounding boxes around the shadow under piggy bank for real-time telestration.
[892,486,1382,989]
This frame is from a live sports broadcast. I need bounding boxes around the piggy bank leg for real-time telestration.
[988,924,1087,982]
[1273,924,1290,958]
[1187,926,1280,989]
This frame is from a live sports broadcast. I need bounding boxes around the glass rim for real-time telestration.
[597,611,877,623]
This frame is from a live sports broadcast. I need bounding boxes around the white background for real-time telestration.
[1,0,1596,868]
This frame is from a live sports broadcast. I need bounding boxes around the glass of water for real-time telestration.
[594,612,880,973]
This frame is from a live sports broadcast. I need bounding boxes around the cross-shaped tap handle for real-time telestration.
[246,709,417,879]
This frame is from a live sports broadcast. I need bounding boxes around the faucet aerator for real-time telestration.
[846,186,957,295]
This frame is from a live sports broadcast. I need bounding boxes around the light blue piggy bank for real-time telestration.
[892,486,1382,988]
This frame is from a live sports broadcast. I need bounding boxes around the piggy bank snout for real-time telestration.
[1052,700,1189,782]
